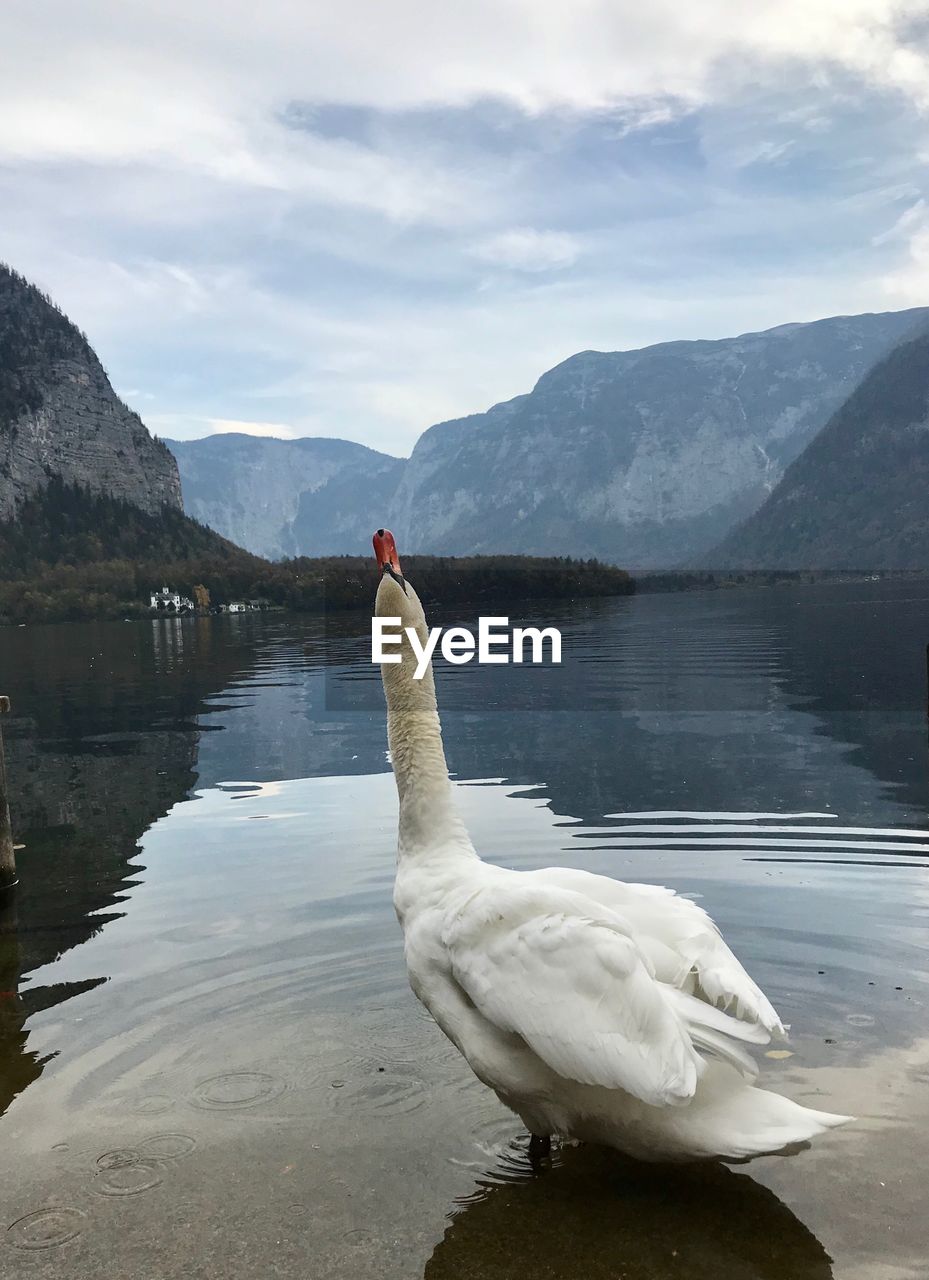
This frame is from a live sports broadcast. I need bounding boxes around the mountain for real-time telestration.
[0,264,181,520]
[166,434,403,559]
[0,264,633,625]
[9,259,926,571]
[165,308,928,566]
[0,264,273,602]
[707,327,929,570]
[389,308,929,567]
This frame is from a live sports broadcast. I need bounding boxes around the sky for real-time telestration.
[2,2,929,456]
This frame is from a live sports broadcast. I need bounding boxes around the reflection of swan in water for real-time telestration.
[425,1143,833,1280]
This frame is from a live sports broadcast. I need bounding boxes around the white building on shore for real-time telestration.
[149,586,194,613]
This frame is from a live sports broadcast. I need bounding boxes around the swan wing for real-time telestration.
[525,867,785,1038]
[442,879,703,1107]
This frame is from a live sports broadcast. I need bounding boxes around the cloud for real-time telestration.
[2,2,929,454]
[146,413,303,442]
[4,3,929,183]
[871,195,926,243]
[206,419,300,439]
[879,209,929,303]
[470,228,582,272]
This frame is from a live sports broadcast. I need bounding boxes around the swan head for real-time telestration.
[373,530,434,705]
[373,528,405,592]
[373,528,427,632]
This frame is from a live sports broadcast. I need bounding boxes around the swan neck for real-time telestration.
[382,658,472,857]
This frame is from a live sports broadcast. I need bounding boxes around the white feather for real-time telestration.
[443,878,702,1106]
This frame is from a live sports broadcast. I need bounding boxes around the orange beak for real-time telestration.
[373,528,406,592]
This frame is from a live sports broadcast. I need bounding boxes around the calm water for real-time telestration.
[1,579,928,1278]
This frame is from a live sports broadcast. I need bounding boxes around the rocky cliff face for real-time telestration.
[708,326,929,570]
[388,308,929,567]
[0,265,181,521]
[166,434,403,558]
[33,290,921,568]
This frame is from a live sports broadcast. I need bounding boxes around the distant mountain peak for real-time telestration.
[166,433,403,558]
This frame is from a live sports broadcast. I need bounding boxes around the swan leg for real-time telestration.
[528,1133,551,1163]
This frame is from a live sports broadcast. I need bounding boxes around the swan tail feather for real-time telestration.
[678,1063,853,1159]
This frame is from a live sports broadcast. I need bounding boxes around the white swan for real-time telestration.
[373,529,851,1161]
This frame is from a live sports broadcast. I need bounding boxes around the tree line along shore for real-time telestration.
[0,556,635,626]
[0,479,905,627]
[0,479,634,625]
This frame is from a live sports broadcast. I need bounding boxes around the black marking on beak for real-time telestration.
[383,563,408,595]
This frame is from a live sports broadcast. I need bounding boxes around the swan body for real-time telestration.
[374,535,851,1161]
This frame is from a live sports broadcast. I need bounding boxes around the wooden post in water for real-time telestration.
[0,697,15,893]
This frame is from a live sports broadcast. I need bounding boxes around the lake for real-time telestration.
[0,577,927,1278]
